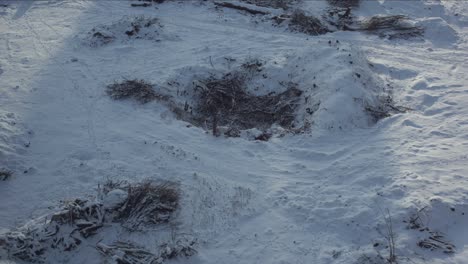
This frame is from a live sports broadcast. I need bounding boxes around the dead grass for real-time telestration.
[290,10,331,35]
[360,15,424,39]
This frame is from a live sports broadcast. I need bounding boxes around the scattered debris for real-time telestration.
[193,72,302,133]
[327,0,360,8]
[364,95,410,122]
[289,10,331,36]
[115,181,179,230]
[97,238,196,264]
[214,2,269,16]
[106,79,169,104]
[240,0,299,10]
[0,169,12,181]
[85,16,163,47]
[360,15,424,39]
[418,232,456,254]
[0,180,185,263]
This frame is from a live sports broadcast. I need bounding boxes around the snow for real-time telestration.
[1,0,468,263]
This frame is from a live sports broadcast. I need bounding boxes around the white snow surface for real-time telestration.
[0,0,468,263]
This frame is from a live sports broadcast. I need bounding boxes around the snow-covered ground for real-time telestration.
[0,0,468,263]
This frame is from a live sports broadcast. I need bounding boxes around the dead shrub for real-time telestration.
[106,79,166,104]
[290,10,331,35]
[360,15,424,39]
[0,169,12,181]
[193,72,302,132]
[116,181,179,230]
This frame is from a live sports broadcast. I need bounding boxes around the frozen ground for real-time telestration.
[0,0,468,263]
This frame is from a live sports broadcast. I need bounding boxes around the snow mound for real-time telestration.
[417,17,459,48]
[81,16,175,47]
[165,42,399,135]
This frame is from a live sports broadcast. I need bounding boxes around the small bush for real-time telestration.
[361,15,424,39]
[0,169,12,181]
[290,10,331,35]
[106,79,163,104]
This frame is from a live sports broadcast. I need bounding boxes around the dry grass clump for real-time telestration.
[106,79,167,104]
[290,10,331,35]
[0,169,12,181]
[360,15,424,39]
[193,72,303,132]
